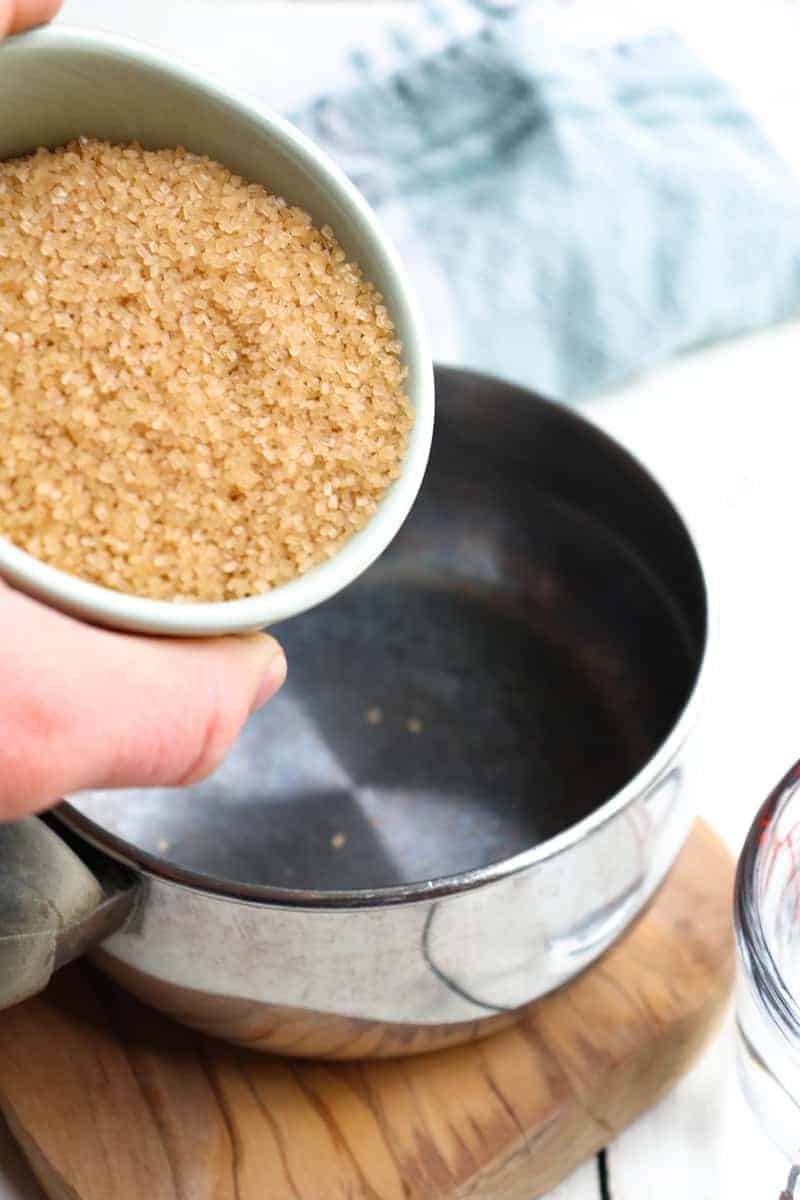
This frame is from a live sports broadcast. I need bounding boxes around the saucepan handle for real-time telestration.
[0,815,138,1010]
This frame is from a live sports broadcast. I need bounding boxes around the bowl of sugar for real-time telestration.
[0,25,434,635]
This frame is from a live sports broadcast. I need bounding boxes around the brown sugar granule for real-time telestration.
[0,140,413,601]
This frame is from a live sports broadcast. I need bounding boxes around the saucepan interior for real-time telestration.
[60,366,708,901]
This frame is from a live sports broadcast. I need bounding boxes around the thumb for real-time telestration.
[0,584,287,820]
[0,0,62,37]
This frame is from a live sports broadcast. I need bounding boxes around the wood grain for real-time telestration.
[0,820,734,1200]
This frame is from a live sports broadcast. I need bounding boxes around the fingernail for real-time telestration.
[250,645,287,715]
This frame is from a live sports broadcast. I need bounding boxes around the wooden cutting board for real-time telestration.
[0,820,734,1200]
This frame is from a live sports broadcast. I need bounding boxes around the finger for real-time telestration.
[1,0,62,36]
[0,584,287,820]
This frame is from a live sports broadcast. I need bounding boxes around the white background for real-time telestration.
[3,1,800,1195]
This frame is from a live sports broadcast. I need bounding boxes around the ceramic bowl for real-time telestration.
[0,25,434,635]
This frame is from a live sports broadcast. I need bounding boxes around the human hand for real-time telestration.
[0,581,287,820]
[0,0,62,37]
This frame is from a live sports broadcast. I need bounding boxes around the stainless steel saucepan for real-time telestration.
[0,367,710,1059]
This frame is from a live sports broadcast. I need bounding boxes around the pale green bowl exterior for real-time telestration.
[0,25,434,635]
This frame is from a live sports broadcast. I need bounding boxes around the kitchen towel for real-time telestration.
[293,2,800,401]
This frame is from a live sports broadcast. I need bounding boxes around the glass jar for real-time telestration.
[735,761,800,1197]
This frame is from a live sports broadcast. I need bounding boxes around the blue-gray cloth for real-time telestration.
[294,13,800,401]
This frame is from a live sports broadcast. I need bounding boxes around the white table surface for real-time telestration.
[3,1,800,1195]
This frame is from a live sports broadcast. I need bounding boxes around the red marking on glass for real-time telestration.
[786,829,800,924]
[761,815,800,923]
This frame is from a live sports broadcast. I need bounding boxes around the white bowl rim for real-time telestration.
[0,23,434,634]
